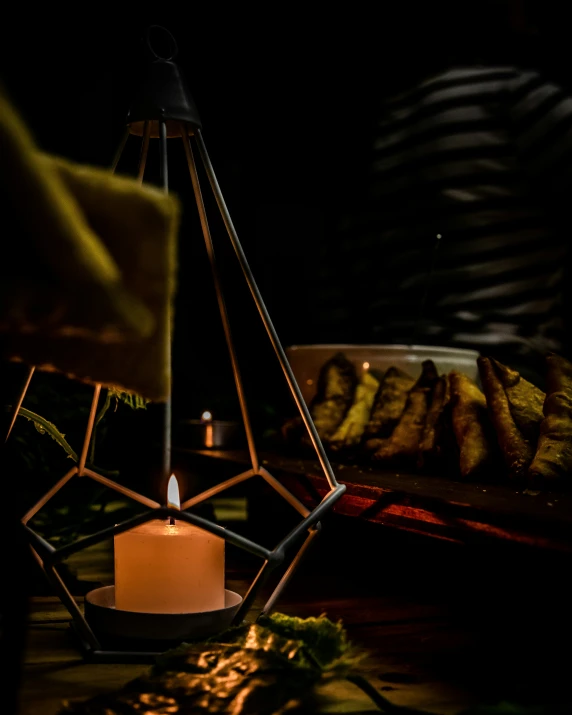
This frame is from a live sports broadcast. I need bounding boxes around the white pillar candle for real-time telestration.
[114,476,225,614]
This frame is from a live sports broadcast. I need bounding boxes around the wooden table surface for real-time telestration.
[17,446,572,715]
[19,550,470,714]
[18,515,572,715]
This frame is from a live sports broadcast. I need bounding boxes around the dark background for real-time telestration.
[1,2,571,432]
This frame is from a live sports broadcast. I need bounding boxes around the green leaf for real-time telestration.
[18,407,78,461]
[108,387,148,411]
[16,406,119,478]
[256,612,355,670]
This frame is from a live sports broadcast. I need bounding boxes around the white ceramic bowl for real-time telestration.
[286,344,480,403]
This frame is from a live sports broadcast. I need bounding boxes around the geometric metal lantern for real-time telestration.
[11,25,346,663]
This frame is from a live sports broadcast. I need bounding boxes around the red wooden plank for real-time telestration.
[173,448,572,552]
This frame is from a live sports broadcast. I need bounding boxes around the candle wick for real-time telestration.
[169,516,175,526]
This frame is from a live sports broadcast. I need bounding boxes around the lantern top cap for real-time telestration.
[126,25,202,137]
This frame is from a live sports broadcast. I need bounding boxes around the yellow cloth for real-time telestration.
[0,90,180,401]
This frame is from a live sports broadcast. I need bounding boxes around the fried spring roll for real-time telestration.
[488,358,545,441]
[371,360,438,465]
[329,369,382,450]
[363,366,415,439]
[371,390,430,464]
[449,371,496,479]
[308,352,357,441]
[546,353,572,395]
[545,352,572,394]
[478,356,533,480]
[418,374,450,467]
[529,353,572,484]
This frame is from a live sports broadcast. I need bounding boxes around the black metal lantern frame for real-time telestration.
[10,26,345,663]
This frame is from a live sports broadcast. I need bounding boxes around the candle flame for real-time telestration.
[363,362,370,370]
[167,474,180,510]
[201,411,213,422]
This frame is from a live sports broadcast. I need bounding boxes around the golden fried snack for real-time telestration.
[488,358,545,440]
[363,366,415,439]
[371,360,438,465]
[545,352,572,394]
[449,371,496,479]
[478,356,533,479]
[371,390,431,465]
[329,369,382,450]
[529,353,572,484]
[308,352,357,441]
[418,374,450,468]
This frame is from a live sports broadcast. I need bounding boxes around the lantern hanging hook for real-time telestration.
[145,25,178,61]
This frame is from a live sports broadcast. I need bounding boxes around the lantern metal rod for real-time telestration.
[51,508,168,562]
[85,648,163,664]
[78,384,101,475]
[181,127,260,474]
[27,546,94,647]
[4,364,34,443]
[29,544,45,570]
[45,562,101,651]
[159,120,169,193]
[137,120,151,183]
[50,505,274,563]
[82,468,161,509]
[274,484,345,555]
[29,543,101,652]
[259,528,320,617]
[258,466,310,518]
[111,129,130,173]
[180,465,309,519]
[159,118,172,489]
[194,130,340,491]
[23,525,56,557]
[181,467,255,510]
[109,122,171,500]
[232,558,272,626]
[22,397,160,526]
[21,466,78,525]
[168,507,274,561]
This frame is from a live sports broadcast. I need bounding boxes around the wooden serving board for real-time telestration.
[173,447,572,552]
